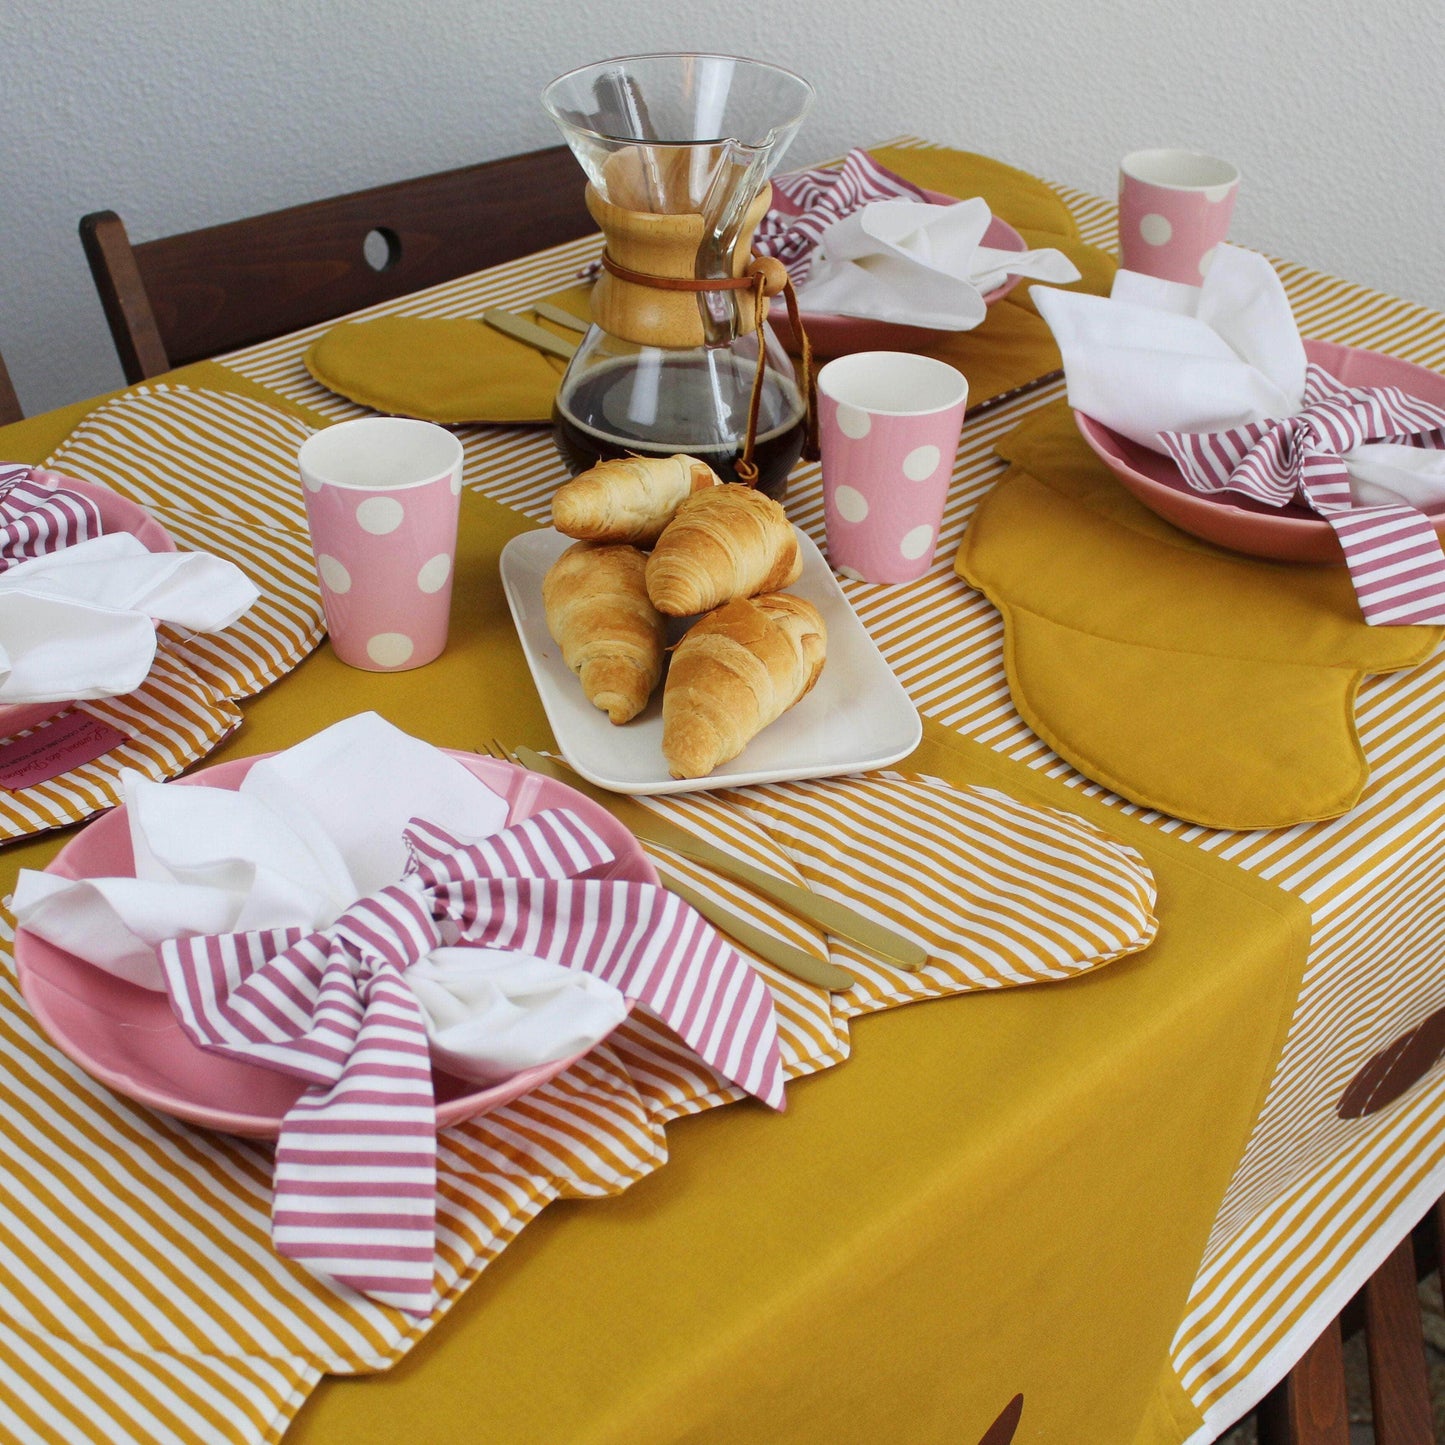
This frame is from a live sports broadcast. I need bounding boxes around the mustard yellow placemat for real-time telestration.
[955,402,1443,830]
[302,146,1114,426]
[304,289,587,427]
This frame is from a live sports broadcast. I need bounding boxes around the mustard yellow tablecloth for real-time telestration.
[144,138,1445,1444]
[0,383,1306,1443]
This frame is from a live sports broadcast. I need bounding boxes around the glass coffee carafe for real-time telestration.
[542,53,814,499]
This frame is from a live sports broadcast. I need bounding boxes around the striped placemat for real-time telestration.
[0,765,1156,1442]
[0,385,327,842]
[215,139,1445,1436]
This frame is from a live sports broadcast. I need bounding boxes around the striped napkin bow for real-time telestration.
[0,463,104,568]
[1161,365,1445,625]
[753,148,928,285]
[158,807,785,1316]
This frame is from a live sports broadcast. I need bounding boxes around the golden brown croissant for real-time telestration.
[551,453,720,546]
[645,485,801,617]
[662,592,827,778]
[542,542,666,724]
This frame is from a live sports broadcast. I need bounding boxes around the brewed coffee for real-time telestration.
[554,356,804,501]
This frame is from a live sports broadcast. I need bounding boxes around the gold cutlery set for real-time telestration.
[482,741,927,991]
[482,302,585,360]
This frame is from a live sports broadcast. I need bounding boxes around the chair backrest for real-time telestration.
[0,348,22,427]
[80,144,594,383]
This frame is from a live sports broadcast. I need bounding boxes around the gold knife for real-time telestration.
[531,300,590,334]
[505,747,851,988]
[481,309,578,361]
[654,871,857,992]
[513,746,926,970]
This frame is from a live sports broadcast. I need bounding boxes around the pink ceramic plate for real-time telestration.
[0,473,176,738]
[768,189,1029,357]
[13,750,653,1138]
[1075,339,1445,564]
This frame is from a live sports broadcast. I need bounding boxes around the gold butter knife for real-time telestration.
[513,746,927,971]
[481,309,578,361]
[531,300,590,334]
[654,871,857,992]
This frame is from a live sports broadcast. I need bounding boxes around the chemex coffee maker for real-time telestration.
[542,53,815,499]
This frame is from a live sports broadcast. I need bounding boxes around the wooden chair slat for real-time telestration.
[1363,1236,1435,1444]
[79,209,173,384]
[80,144,594,381]
[1258,1316,1350,1445]
[0,349,22,426]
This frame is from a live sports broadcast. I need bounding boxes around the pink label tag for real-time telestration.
[0,712,129,790]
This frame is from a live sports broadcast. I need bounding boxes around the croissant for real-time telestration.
[662,592,827,779]
[552,453,721,546]
[543,542,666,724]
[645,485,802,617]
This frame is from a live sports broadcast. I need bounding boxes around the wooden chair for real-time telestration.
[79,144,594,383]
[1255,1197,1442,1444]
[0,348,23,426]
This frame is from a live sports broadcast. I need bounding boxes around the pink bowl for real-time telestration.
[13,750,653,1138]
[768,189,1029,357]
[1074,340,1445,564]
[0,473,176,738]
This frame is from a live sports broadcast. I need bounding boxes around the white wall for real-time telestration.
[3,0,1441,418]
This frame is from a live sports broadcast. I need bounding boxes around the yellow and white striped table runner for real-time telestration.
[220,140,1445,1438]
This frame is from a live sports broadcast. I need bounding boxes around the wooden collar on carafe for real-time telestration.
[598,252,818,486]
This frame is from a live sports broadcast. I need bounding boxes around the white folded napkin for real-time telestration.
[12,712,628,1075]
[1031,245,1445,508]
[0,532,260,704]
[795,197,1082,330]
[410,949,627,1084]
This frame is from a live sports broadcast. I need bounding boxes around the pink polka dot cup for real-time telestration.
[817,352,968,584]
[298,418,464,672]
[1118,149,1240,285]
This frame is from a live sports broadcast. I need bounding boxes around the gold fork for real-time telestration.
[481,740,858,992]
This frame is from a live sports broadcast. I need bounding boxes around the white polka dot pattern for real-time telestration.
[356,496,404,535]
[417,554,451,593]
[899,524,935,560]
[316,554,351,594]
[1140,213,1172,246]
[903,445,941,481]
[366,632,415,667]
[833,485,869,523]
[836,404,872,439]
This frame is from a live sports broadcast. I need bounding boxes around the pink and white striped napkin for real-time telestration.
[0,464,103,567]
[754,149,1080,328]
[1160,366,1445,624]
[755,149,930,285]
[12,714,785,1315]
[1033,246,1445,624]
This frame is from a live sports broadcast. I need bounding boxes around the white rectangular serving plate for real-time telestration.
[499,527,922,795]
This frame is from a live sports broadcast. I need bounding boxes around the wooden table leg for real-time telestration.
[1258,1315,1350,1445]
[1363,1235,1434,1444]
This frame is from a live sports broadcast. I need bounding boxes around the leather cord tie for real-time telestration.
[599,252,818,487]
